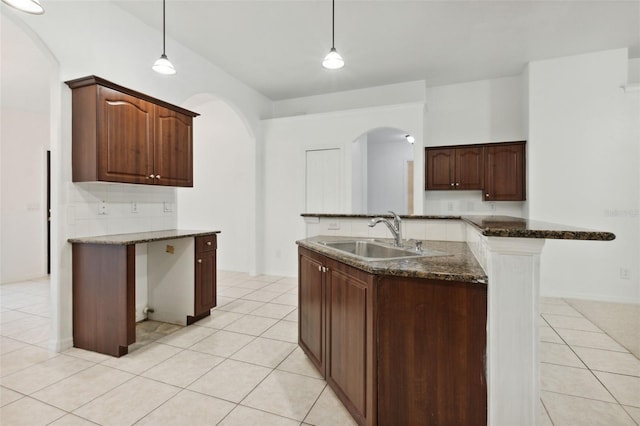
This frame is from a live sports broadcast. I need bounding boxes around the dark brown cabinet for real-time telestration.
[65,75,198,187]
[192,235,217,322]
[484,141,526,201]
[298,247,486,426]
[425,141,526,201]
[425,146,484,190]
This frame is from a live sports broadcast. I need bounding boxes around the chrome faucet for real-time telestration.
[369,211,403,247]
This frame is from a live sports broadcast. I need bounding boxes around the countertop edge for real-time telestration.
[68,230,221,245]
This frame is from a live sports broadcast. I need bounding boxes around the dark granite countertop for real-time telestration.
[301,213,615,241]
[297,236,487,284]
[68,229,221,245]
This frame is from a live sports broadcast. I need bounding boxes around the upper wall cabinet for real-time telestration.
[425,141,526,201]
[65,76,199,187]
[425,146,484,190]
[483,141,526,201]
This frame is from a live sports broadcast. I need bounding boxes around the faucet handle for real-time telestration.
[415,240,423,252]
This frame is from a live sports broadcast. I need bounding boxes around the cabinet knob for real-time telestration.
[149,174,155,179]
[197,259,202,264]
[455,182,460,186]
[156,175,161,179]
[206,241,212,246]
[450,183,455,187]
[485,193,489,197]
[318,265,322,272]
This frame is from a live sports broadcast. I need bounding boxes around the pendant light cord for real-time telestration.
[331,0,335,49]
[162,0,166,55]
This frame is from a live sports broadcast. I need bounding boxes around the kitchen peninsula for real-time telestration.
[298,214,614,426]
[69,229,220,357]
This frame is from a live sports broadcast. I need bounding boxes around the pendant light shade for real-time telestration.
[1,0,44,14]
[322,0,344,70]
[152,0,176,75]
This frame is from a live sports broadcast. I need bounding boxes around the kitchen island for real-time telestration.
[69,229,220,357]
[298,214,614,426]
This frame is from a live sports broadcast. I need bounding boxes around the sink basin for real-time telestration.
[319,240,448,261]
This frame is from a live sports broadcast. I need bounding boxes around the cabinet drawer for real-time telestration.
[196,235,217,253]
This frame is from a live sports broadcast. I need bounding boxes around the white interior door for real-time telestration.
[305,148,341,213]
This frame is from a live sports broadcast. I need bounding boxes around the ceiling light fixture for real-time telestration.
[322,0,344,70]
[1,0,44,14]
[406,134,415,144]
[152,0,176,75]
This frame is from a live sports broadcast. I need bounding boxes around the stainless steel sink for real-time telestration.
[318,240,448,261]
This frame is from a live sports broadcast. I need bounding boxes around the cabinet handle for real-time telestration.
[206,241,212,246]
[318,265,322,272]
[322,267,328,273]
[149,174,155,179]
[197,259,202,264]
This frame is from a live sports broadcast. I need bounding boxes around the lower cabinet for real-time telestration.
[191,235,217,323]
[298,247,487,426]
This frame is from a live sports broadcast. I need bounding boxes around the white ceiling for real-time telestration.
[113,0,640,100]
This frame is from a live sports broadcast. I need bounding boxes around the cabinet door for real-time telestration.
[194,242,216,318]
[484,142,525,201]
[98,87,154,184]
[154,106,193,187]
[326,262,374,425]
[425,148,455,190]
[455,146,484,189]
[298,249,325,375]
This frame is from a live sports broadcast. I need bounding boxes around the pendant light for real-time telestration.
[1,0,44,14]
[322,0,344,70]
[152,0,176,75]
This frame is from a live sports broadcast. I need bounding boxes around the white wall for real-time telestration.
[6,1,271,351]
[261,103,425,276]
[177,97,254,273]
[351,134,368,213]
[424,76,527,216]
[528,48,639,303]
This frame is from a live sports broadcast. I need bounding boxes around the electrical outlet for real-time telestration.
[447,202,453,212]
[328,222,340,230]
[620,268,631,280]
[490,202,496,211]
[131,201,138,213]
[98,200,107,215]
[163,201,173,213]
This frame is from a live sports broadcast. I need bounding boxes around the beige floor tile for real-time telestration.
[16,303,50,318]
[304,385,357,426]
[262,282,297,293]
[270,293,298,307]
[624,405,640,423]
[541,297,568,305]
[0,315,49,336]
[31,364,133,411]
[252,274,283,283]
[218,299,266,314]
[62,347,112,363]
[555,328,629,352]
[156,323,216,348]
[283,309,298,323]
[594,371,640,407]
[0,396,65,425]
[190,330,255,357]
[0,336,26,355]
[540,326,564,344]
[219,405,300,426]
[277,347,323,379]
[542,314,602,333]
[49,414,98,425]
[235,280,272,290]
[242,290,283,303]
[0,385,23,407]
[540,363,615,402]
[217,296,235,307]
[218,287,255,299]
[276,277,298,286]
[188,359,271,403]
[541,391,635,426]
[73,376,179,426]
[8,324,50,344]
[573,346,640,377]
[539,400,553,426]
[225,315,279,336]
[1,354,93,394]
[540,342,585,368]
[136,389,235,425]
[251,303,296,320]
[231,337,297,368]
[540,303,583,317]
[262,320,298,343]
[101,342,182,375]
[0,341,57,377]
[195,310,244,329]
[142,349,224,387]
[0,310,32,324]
[243,370,325,421]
